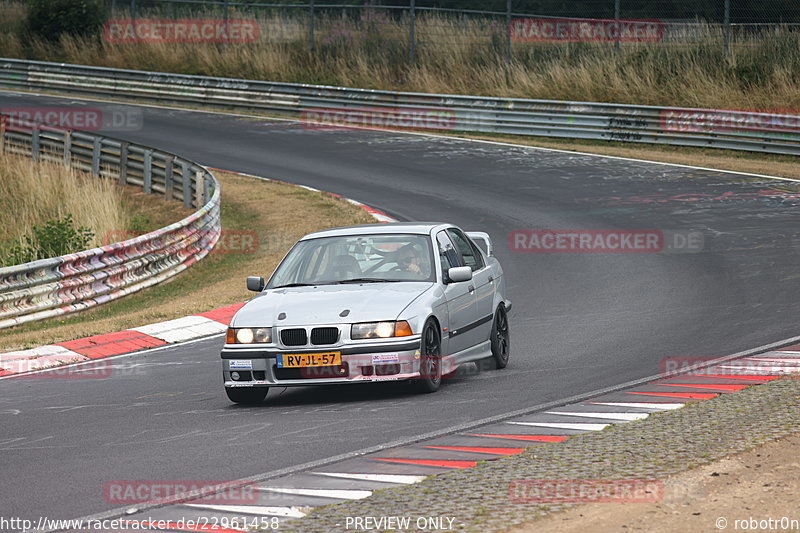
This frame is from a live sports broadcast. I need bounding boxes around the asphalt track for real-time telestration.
[1,91,798,522]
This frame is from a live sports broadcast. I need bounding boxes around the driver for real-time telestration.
[396,244,426,276]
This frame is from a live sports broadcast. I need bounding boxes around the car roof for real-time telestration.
[301,222,453,240]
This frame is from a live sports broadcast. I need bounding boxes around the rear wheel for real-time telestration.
[225,387,268,404]
[413,320,442,393]
[490,305,510,369]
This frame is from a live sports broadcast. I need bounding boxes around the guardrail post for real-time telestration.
[63,130,72,167]
[505,0,511,76]
[143,149,153,193]
[182,161,192,208]
[409,0,416,62]
[195,170,203,207]
[223,0,230,40]
[309,0,315,51]
[119,142,129,185]
[204,174,211,205]
[0,116,6,155]
[164,156,174,200]
[723,0,731,58]
[31,126,40,162]
[91,137,101,176]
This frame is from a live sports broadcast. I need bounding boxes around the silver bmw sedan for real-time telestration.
[221,222,511,404]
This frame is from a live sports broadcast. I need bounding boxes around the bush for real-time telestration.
[24,0,106,42]
[3,214,94,266]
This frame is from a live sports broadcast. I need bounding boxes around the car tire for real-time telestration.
[413,319,442,393]
[490,305,510,369]
[225,387,268,404]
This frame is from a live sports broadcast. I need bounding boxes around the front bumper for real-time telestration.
[221,336,422,388]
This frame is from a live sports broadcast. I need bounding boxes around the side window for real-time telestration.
[447,229,484,271]
[436,231,462,279]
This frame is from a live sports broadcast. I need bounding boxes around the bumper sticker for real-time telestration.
[229,359,253,370]
[372,353,400,364]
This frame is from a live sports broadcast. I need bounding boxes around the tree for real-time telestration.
[25,0,106,42]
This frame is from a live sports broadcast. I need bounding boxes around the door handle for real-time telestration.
[468,285,475,293]
[488,276,494,283]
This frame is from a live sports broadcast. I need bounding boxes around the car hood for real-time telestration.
[232,282,434,327]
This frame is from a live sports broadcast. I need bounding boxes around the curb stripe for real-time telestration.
[693,374,782,381]
[183,504,306,518]
[544,411,650,421]
[588,402,685,410]
[422,445,525,455]
[467,434,569,442]
[507,421,610,431]
[628,391,718,399]
[654,382,750,392]
[311,473,426,484]
[260,487,372,499]
[56,330,166,358]
[197,303,246,326]
[372,458,478,469]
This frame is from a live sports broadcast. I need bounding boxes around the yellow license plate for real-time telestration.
[277,352,341,368]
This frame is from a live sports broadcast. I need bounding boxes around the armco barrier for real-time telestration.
[0,114,220,330]
[1,57,799,155]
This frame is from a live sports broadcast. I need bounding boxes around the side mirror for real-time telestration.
[246,276,265,292]
[447,266,473,283]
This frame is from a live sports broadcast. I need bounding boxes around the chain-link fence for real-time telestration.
[103,0,800,61]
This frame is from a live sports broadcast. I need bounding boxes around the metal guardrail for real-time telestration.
[1,58,797,156]
[0,113,221,330]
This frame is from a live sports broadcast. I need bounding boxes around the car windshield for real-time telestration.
[267,233,435,287]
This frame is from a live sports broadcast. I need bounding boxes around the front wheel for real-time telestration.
[490,305,510,369]
[412,320,442,393]
[225,387,268,404]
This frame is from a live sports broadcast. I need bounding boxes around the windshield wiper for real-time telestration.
[272,283,319,289]
[336,278,394,284]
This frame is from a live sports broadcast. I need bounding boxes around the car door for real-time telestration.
[436,230,479,356]
[447,228,495,344]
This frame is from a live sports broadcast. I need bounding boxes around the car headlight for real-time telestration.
[351,321,413,339]
[226,327,272,344]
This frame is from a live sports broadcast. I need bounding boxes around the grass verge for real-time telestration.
[0,150,182,266]
[0,170,376,352]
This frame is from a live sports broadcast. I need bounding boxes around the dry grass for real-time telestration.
[0,171,376,351]
[0,151,128,251]
[3,4,799,109]
[0,150,186,266]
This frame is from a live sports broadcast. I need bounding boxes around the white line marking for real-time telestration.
[544,411,650,421]
[259,487,373,499]
[0,333,222,381]
[507,421,610,431]
[588,402,685,410]
[717,364,800,373]
[312,472,426,484]
[184,503,306,518]
[744,357,800,363]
